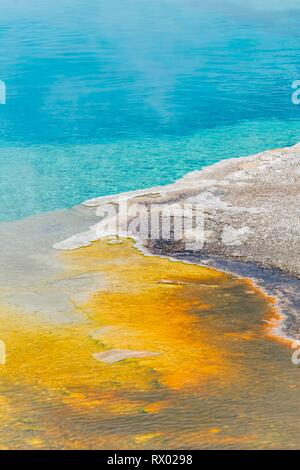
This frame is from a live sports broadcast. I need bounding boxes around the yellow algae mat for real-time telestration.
[0,239,298,449]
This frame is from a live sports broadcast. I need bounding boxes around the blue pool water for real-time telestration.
[0,0,300,221]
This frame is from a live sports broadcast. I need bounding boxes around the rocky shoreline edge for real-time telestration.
[53,142,299,343]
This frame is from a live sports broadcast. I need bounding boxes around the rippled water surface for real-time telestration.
[1,0,300,220]
[0,1,299,450]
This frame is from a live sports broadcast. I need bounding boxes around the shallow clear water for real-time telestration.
[1,0,300,221]
[0,237,299,450]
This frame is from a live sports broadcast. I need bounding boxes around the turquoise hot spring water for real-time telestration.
[0,0,300,221]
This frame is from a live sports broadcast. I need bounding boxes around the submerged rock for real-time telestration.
[92,349,160,364]
[158,279,188,285]
[89,326,116,339]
